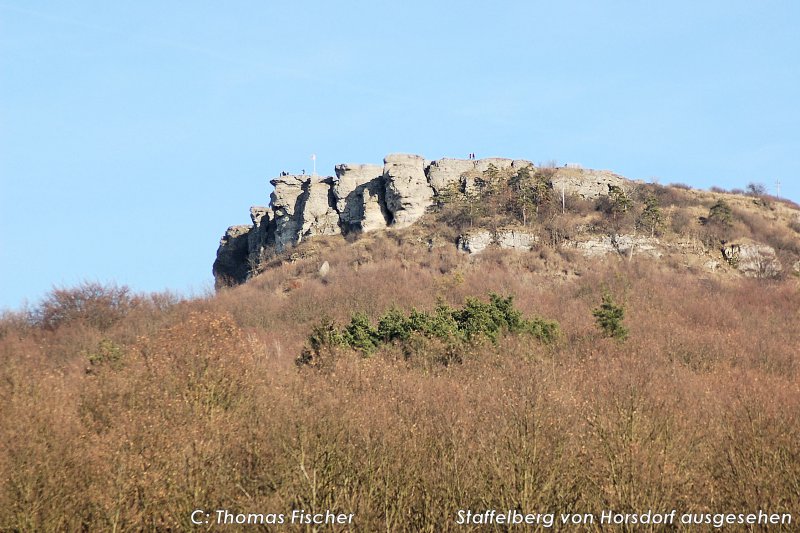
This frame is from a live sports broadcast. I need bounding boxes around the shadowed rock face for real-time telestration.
[333,164,388,232]
[383,154,434,228]
[247,206,273,266]
[212,225,252,288]
[213,153,639,287]
[269,175,306,252]
[427,158,475,195]
[298,176,340,240]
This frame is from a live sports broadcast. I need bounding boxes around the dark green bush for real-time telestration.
[298,294,559,365]
[592,291,628,341]
[707,199,733,226]
[341,313,380,354]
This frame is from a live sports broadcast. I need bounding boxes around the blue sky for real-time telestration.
[1,1,798,310]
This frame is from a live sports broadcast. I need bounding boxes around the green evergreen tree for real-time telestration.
[607,185,632,218]
[708,199,733,226]
[592,292,628,341]
[638,194,664,237]
[509,167,552,224]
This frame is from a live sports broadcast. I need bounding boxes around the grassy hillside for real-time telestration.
[2,181,800,531]
[0,178,800,531]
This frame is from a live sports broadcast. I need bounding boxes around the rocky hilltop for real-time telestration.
[214,153,800,287]
[213,154,628,286]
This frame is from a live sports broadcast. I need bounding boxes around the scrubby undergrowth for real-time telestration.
[297,294,559,369]
[2,245,800,530]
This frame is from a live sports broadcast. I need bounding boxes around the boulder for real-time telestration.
[426,158,475,195]
[721,240,782,278]
[383,154,434,228]
[334,163,388,232]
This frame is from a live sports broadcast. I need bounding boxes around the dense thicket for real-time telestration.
[2,242,798,530]
[298,294,559,367]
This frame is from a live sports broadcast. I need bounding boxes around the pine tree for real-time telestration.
[638,194,664,237]
[708,199,733,226]
[607,185,632,219]
[592,292,628,341]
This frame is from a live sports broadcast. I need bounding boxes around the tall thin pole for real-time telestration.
[775,178,781,198]
[561,184,565,214]
[311,154,316,176]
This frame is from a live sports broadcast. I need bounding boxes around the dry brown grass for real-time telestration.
[2,248,799,531]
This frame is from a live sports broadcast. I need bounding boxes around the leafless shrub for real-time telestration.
[2,253,799,530]
[32,282,138,331]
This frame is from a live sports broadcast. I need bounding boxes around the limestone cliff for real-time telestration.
[213,153,628,287]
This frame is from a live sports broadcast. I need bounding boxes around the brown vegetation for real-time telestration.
[2,237,799,530]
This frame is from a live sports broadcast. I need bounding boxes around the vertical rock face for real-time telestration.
[247,206,273,263]
[333,164,388,232]
[298,176,340,239]
[383,153,434,228]
[214,152,642,287]
[213,225,252,287]
[269,175,340,252]
[360,184,390,232]
[270,175,307,252]
[426,158,475,195]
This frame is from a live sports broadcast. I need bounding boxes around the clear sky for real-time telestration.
[1,1,798,310]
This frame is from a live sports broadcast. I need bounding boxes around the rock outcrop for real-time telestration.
[575,235,663,259]
[457,229,539,254]
[496,230,539,251]
[456,230,494,254]
[333,164,388,232]
[269,175,307,251]
[212,225,252,287]
[474,158,514,173]
[721,240,782,278]
[214,153,636,287]
[247,206,273,263]
[551,168,628,199]
[383,154,434,228]
[298,176,340,239]
[426,158,475,195]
